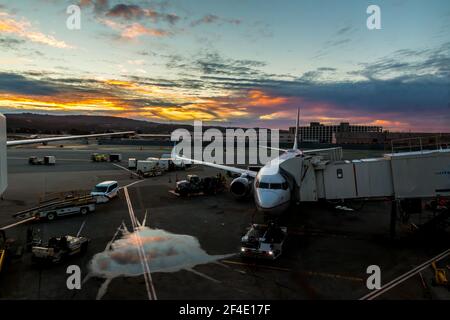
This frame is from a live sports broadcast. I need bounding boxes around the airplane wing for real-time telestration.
[302,147,342,154]
[176,155,257,178]
[259,145,288,152]
[7,131,135,147]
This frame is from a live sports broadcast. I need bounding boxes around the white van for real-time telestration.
[90,181,119,203]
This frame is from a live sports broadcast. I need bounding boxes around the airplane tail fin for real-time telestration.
[293,107,300,150]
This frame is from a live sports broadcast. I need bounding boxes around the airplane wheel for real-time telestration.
[47,212,56,221]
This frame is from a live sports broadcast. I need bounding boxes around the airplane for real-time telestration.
[175,108,342,215]
[0,113,134,196]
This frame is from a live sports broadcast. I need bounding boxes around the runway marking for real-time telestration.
[123,187,157,300]
[120,180,144,189]
[112,163,141,178]
[76,220,87,237]
[0,217,35,230]
[188,268,222,283]
[360,248,450,300]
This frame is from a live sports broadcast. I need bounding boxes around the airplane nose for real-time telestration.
[255,189,283,209]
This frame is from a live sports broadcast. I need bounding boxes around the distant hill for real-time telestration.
[4,113,193,134]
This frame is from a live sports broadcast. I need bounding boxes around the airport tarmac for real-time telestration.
[1,144,449,300]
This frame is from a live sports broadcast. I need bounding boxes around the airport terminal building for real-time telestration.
[289,122,383,144]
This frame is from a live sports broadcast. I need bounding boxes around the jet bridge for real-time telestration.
[280,148,450,202]
[0,114,6,196]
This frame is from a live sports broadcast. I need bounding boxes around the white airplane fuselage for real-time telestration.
[253,149,302,214]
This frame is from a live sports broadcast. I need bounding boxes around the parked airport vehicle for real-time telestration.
[240,223,287,259]
[38,202,95,221]
[146,157,169,171]
[128,157,137,169]
[13,194,97,221]
[149,156,169,171]
[161,153,187,171]
[137,159,163,177]
[0,230,21,272]
[28,155,56,165]
[91,153,108,162]
[109,153,122,162]
[0,230,7,272]
[431,261,449,288]
[174,174,226,197]
[31,235,90,264]
[90,181,119,203]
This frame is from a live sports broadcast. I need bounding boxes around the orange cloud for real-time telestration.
[259,111,291,120]
[121,23,169,39]
[0,95,126,112]
[369,119,409,131]
[0,11,71,48]
[247,90,288,107]
[99,18,169,39]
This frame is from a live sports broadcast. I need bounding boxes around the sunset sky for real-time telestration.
[0,0,449,131]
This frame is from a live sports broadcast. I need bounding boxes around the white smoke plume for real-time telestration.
[88,227,235,298]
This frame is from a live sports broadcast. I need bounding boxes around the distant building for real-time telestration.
[279,130,294,144]
[289,122,383,144]
[335,131,450,148]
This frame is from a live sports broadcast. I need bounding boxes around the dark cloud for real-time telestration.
[336,26,352,35]
[190,14,241,27]
[106,4,147,19]
[166,52,267,78]
[79,0,109,13]
[313,25,354,58]
[168,49,448,119]
[0,37,25,50]
[355,42,450,79]
[191,14,219,26]
[0,73,61,96]
[104,3,180,24]
[317,67,337,72]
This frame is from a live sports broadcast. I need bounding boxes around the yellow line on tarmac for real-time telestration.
[301,270,363,282]
[112,163,141,178]
[221,260,363,282]
[1,217,35,230]
[221,260,291,272]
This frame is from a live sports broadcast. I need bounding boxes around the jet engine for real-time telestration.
[230,176,252,199]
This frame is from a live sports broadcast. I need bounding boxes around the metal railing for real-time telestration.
[390,134,450,153]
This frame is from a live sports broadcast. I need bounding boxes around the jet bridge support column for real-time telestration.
[390,200,397,239]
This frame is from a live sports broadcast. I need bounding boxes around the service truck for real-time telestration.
[137,159,163,177]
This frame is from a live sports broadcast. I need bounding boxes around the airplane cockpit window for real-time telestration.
[256,177,288,190]
[259,182,270,189]
[256,180,289,190]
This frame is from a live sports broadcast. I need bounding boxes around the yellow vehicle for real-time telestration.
[431,261,449,287]
[0,230,6,272]
[91,153,108,162]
